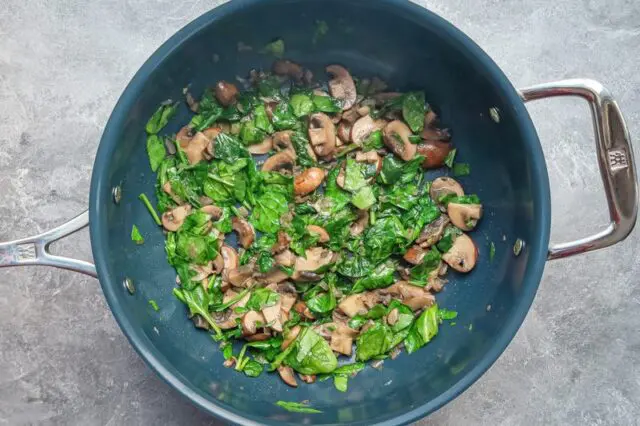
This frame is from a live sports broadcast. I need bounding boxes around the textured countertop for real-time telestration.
[1,0,639,425]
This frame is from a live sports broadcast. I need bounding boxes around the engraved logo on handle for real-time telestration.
[608,148,629,171]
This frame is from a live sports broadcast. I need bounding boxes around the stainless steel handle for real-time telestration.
[0,210,96,277]
[519,79,638,260]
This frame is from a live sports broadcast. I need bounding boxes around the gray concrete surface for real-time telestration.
[1,0,639,424]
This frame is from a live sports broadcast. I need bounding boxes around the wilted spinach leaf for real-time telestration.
[363,216,405,264]
[286,327,338,374]
[408,249,442,286]
[404,304,439,354]
[351,261,396,293]
[402,92,426,133]
[355,322,394,361]
[246,288,280,311]
[214,133,250,163]
[146,135,166,172]
[290,93,315,117]
[146,102,177,134]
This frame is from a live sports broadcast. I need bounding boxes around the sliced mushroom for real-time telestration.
[271,231,291,254]
[294,301,315,320]
[299,374,316,384]
[383,281,426,300]
[345,212,366,239]
[272,59,304,81]
[337,292,380,318]
[430,177,464,204]
[341,107,360,124]
[256,268,290,285]
[261,150,296,172]
[274,249,296,267]
[357,105,371,117]
[351,115,386,145]
[355,150,383,176]
[383,120,417,161]
[416,215,450,247]
[337,122,352,143]
[306,225,330,243]
[308,113,337,158]
[215,81,239,106]
[329,322,358,356]
[294,247,335,272]
[190,261,215,282]
[404,294,436,311]
[326,64,357,110]
[163,181,183,204]
[336,166,346,188]
[278,365,298,387]
[191,315,210,330]
[272,131,295,154]
[416,140,452,169]
[232,217,255,248]
[176,125,193,147]
[161,205,192,232]
[200,204,222,220]
[282,325,301,350]
[448,203,483,231]
[242,311,265,336]
[183,131,212,164]
[442,234,478,273]
[212,254,225,274]
[246,333,271,342]
[221,246,239,271]
[279,293,297,314]
[248,137,273,154]
[262,298,283,332]
[202,126,221,142]
[294,167,325,196]
[226,264,254,287]
[403,245,427,265]
[386,308,399,326]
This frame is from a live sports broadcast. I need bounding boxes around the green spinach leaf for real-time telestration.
[408,249,442,286]
[355,322,393,361]
[146,135,166,172]
[402,92,426,133]
[286,327,338,374]
[131,225,144,245]
[146,102,178,134]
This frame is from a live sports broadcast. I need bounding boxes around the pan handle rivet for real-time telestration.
[123,277,135,294]
[112,185,122,204]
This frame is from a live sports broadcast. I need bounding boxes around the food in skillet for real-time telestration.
[141,59,482,391]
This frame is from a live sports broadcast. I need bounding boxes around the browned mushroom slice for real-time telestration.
[278,365,298,387]
[248,137,273,154]
[383,120,417,161]
[299,374,316,384]
[215,81,239,106]
[416,215,450,247]
[308,113,337,158]
[200,204,223,220]
[232,217,255,248]
[221,246,239,271]
[326,64,357,110]
[272,59,304,81]
[386,308,399,326]
[350,209,369,236]
[294,247,335,273]
[294,300,315,320]
[190,261,215,282]
[176,125,193,147]
[306,225,330,243]
[274,249,296,267]
[246,333,271,342]
[212,254,225,275]
[242,310,265,336]
[355,150,383,176]
[448,203,483,231]
[404,294,436,311]
[272,130,295,154]
[416,140,452,169]
[329,322,359,356]
[429,177,464,204]
[271,231,291,254]
[262,298,283,332]
[256,268,290,285]
[183,132,212,164]
[162,181,183,204]
[226,264,254,287]
[337,292,380,318]
[403,245,427,265]
[351,115,386,145]
[281,325,301,350]
[424,110,439,128]
[442,234,478,273]
[161,205,192,232]
[261,150,296,172]
[294,167,325,196]
[341,107,360,124]
[337,121,352,143]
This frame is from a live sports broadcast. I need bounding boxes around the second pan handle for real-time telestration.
[519,79,638,260]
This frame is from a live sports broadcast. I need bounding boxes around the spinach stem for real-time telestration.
[139,193,162,225]
[209,174,234,187]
